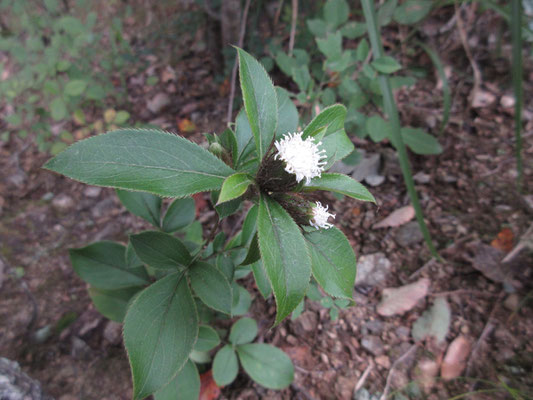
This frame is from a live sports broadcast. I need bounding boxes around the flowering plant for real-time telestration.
[44,48,374,400]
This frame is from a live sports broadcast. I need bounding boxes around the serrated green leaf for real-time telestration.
[393,0,432,25]
[116,189,162,227]
[124,272,198,400]
[304,227,356,299]
[69,241,149,290]
[250,260,272,299]
[189,262,232,315]
[213,345,239,386]
[237,344,294,389]
[218,173,253,204]
[88,286,141,322]
[230,317,258,345]
[64,80,87,96]
[258,195,311,325]
[306,173,375,202]
[371,56,402,74]
[162,197,195,232]
[241,233,260,266]
[401,127,442,155]
[194,325,220,352]
[154,360,200,400]
[130,231,191,270]
[236,47,277,159]
[44,129,235,198]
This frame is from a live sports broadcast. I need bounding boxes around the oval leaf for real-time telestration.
[257,195,311,325]
[130,231,191,270]
[304,227,356,299]
[229,317,258,345]
[69,241,149,289]
[194,325,221,352]
[44,129,235,198]
[371,56,402,74]
[88,286,141,323]
[162,197,195,232]
[401,127,442,155]
[124,272,198,400]
[116,189,162,227]
[189,262,232,315]
[217,173,253,204]
[237,343,294,389]
[236,47,278,159]
[306,173,375,203]
[212,345,239,387]
[154,360,200,400]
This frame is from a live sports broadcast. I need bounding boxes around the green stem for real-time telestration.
[360,0,438,257]
[511,0,523,190]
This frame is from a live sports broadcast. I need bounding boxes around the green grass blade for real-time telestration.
[360,0,438,257]
[511,0,523,190]
[416,41,451,134]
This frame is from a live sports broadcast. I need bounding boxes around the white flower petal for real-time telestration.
[310,202,335,229]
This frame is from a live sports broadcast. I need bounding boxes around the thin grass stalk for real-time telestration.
[511,0,523,190]
[360,0,438,257]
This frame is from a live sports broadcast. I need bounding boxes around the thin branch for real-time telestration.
[380,344,418,400]
[288,0,298,56]
[226,0,252,124]
[355,363,374,392]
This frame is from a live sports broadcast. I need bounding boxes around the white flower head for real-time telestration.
[274,132,326,185]
[310,202,335,229]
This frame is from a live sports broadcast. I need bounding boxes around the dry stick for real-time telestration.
[380,344,418,400]
[288,0,298,56]
[226,0,252,124]
[465,291,505,378]
[454,1,482,109]
[354,363,374,392]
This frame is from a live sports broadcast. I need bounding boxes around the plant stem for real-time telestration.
[360,0,438,257]
[511,0,523,190]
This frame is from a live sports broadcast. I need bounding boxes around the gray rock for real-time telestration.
[413,171,430,184]
[361,335,384,356]
[52,194,74,213]
[295,311,318,333]
[395,221,424,247]
[91,197,115,219]
[351,153,381,183]
[364,320,384,334]
[103,321,123,345]
[83,187,102,198]
[365,174,385,187]
[147,92,171,114]
[0,357,53,400]
[355,253,392,287]
[71,337,92,361]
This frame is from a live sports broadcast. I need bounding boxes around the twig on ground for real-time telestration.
[226,0,252,124]
[429,289,499,298]
[288,0,298,56]
[408,258,437,280]
[502,222,533,263]
[465,291,504,378]
[380,344,418,400]
[291,383,317,400]
[355,363,374,392]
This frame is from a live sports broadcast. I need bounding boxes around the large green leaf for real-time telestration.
[130,231,191,270]
[257,195,311,324]
[116,189,161,227]
[69,241,149,290]
[217,173,253,204]
[276,87,299,138]
[212,345,239,386]
[236,47,278,159]
[189,262,232,315]
[162,197,195,232]
[88,286,141,322]
[306,173,376,202]
[44,129,235,198]
[153,360,200,400]
[237,343,294,389]
[304,227,356,299]
[302,104,353,167]
[124,272,198,400]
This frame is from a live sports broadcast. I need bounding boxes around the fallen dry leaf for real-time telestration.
[441,335,471,380]
[377,278,430,317]
[471,89,496,108]
[199,370,221,400]
[373,205,415,229]
[491,227,514,253]
[178,118,196,133]
[193,193,208,217]
[414,358,439,393]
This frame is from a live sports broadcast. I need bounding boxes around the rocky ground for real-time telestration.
[1,3,533,400]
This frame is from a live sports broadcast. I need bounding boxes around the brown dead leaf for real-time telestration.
[178,118,196,133]
[193,193,208,217]
[441,335,471,380]
[373,205,415,229]
[491,227,514,253]
[199,370,221,400]
[377,278,430,317]
[471,89,496,108]
[161,66,176,83]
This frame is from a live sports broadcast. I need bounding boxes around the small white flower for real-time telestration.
[310,202,335,229]
[274,132,326,185]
